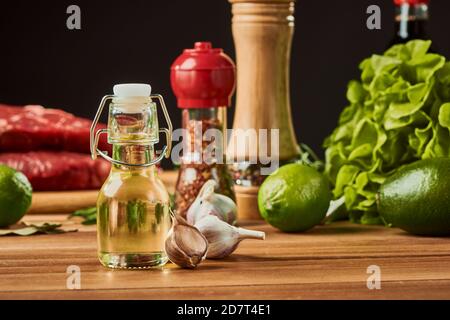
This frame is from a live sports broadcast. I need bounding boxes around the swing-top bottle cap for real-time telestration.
[113,83,152,97]
[112,83,153,113]
[91,83,173,166]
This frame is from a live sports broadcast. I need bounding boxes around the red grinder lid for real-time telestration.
[394,0,429,5]
[170,42,236,109]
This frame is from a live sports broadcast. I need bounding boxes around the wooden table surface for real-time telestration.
[1,214,450,300]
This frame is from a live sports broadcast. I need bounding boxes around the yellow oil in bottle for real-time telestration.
[97,145,171,269]
[92,84,173,269]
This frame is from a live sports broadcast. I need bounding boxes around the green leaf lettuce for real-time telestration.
[324,40,450,225]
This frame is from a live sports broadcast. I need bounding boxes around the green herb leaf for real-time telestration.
[70,207,97,225]
[439,103,450,131]
[297,143,324,171]
[0,222,77,236]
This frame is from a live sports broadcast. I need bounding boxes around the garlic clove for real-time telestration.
[165,214,208,269]
[195,215,265,259]
[187,180,237,225]
[186,180,216,225]
[207,193,237,225]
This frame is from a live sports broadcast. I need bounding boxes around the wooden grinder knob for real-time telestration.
[228,0,299,220]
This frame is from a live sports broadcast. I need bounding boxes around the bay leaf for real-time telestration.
[0,222,77,236]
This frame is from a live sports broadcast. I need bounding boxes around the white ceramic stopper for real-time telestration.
[113,83,152,97]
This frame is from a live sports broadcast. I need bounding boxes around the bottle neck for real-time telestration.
[394,3,429,41]
[112,144,156,171]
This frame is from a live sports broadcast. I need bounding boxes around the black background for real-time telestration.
[0,0,449,161]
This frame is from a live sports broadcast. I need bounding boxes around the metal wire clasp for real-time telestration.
[90,94,173,167]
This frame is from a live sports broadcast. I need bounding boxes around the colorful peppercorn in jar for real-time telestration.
[170,42,236,217]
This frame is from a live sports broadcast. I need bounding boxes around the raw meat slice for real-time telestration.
[0,104,110,154]
[0,151,110,191]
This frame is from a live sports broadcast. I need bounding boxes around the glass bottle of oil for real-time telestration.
[90,83,173,269]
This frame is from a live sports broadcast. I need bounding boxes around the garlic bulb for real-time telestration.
[195,215,265,259]
[187,180,237,226]
[165,214,208,269]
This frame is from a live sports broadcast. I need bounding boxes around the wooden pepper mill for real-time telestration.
[228,0,299,219]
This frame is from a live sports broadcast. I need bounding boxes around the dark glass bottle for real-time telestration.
[389,0,431,47]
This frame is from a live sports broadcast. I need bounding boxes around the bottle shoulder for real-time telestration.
[99,170,169,203]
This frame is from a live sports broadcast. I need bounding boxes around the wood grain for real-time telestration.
[1,216,449,299]
[28,190,99,214]
[233,185,262,220]
[227,0,299,161]
[227,0,300,220]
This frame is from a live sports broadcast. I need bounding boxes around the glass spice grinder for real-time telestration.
[170,42,236,217]
[90,83,173,269]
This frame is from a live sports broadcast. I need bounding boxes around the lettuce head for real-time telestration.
[324,40,450,225]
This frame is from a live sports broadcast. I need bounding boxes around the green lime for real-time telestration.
[258,163,331,232]
[0,165,32,227]
[378,158,450,236]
